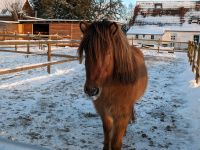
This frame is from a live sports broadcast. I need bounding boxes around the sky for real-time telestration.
[123,0,136,6]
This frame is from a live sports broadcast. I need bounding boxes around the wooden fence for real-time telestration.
[0,39,80,75]
[1,34,196,77]
[188,41,200,83]
[0,32,79,47]
[128,38,188,53]
[0,32,61,40]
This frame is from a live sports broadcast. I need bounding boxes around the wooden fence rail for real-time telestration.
[0,39,80,75]
[0,39,80,52]
[0,32,77,47]
[0,33,70,40]
[0,58,78,75]
[128,38,188,52]
[188,41,200,83]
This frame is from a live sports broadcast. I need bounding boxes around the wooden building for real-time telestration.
[0,21,19,34]
[18,20,82,40]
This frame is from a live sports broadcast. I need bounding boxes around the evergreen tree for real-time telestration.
[30,0,45,18]
[30,0,125,20]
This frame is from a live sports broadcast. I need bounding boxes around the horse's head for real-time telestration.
[78,21,119,98]
[78,20,135,99]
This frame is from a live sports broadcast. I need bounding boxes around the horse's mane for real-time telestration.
[78,20,137,84]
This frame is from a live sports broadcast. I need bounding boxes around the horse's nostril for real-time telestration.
[84,86,99,96]
[84,86,88,94]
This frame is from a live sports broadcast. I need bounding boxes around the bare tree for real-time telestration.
[2,0,24,21]
[121,5,141,34]
[89,0,124,20]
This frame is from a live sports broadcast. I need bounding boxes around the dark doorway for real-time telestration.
[33,24,49,35]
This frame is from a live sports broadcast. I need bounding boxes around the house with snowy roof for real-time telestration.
[136,0,200,23]
[0,0,34,21]
[136,0,199,10]
[127,24,200,49]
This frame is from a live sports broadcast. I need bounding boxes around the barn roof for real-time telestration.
[165,24,200,32]
[18,19,124,24]
[18,19,83,24]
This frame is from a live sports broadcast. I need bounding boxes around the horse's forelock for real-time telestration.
[78,21,112,63]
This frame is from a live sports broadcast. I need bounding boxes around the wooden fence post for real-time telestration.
[70,23,72,47]
[172,41,175,53]
[47,43,51,74]
[27,32,30,54]
[56,33,58,47]
[157,39,161,53]
[3,29,6,41]
[188,41,193,66]
[190,41,194,66]
[38,32,41,49]
[196,44,200,83]
[14,32,17,51]
[192,43,197,72]
[187,41,191,60]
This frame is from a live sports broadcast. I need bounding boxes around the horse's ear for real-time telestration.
[80,21,89,34]
[110,22,118,35]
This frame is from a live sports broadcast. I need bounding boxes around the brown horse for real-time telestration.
[78,20,148,150]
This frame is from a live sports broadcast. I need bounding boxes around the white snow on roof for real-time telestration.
[166,24,200,32]
[0,20,18,24]
[127,23,200,35]
[127,26,166,35]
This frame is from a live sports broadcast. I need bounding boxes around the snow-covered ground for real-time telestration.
[0,46,200,150]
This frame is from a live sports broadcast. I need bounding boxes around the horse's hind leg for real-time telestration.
[111,115,130,150]
[101,114,113,150]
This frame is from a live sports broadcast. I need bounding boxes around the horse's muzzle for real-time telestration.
[84,86,99,97]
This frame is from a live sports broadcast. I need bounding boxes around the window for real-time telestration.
[155,3,162,9]
[151,35,154,39]
[194,35,199,43]
[171,35,176,41]
[135,34,138,39]
[162,44,168,47]
[143,34,145,38]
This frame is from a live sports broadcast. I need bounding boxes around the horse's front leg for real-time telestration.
[101,114,113,150]
[111,114,130,150]
[130,106,136,124]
